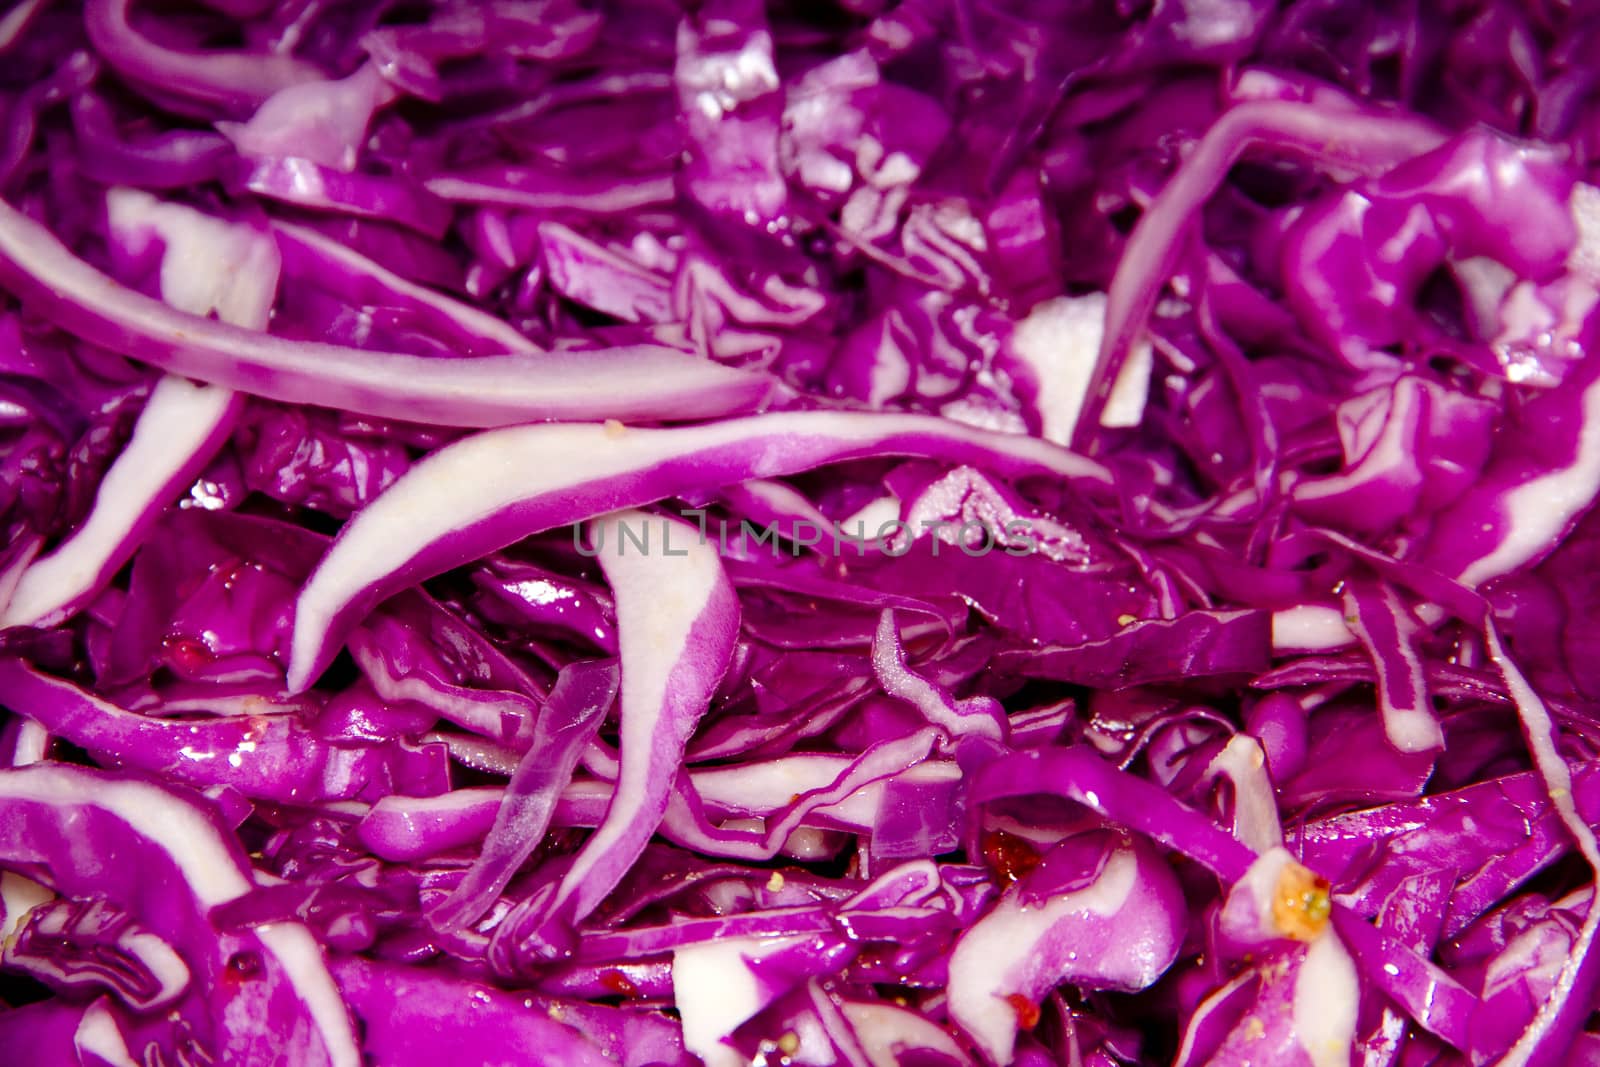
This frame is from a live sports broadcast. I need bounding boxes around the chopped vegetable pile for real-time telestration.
[3,0,1600,1064]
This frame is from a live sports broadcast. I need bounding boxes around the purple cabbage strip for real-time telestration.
[0,377,241,628]
[330,956,667,1067]
[0,763,360,1065]
[0,198,779,428]
[948,831,1186,1065]
[1077,89,1447,450]
[1342,575,1443,754]
[4,897,191,1012]
[284,411,1110,693]
[490,511,739,962]
[872,609,1006,742]
[426,658,617,933]
[83,0,323,114]
[70,92,232,190]
[967,748,1256,882]
[3,188,267,628]
[0,660,447,804]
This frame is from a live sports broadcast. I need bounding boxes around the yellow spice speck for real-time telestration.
[1271,859,1332,941]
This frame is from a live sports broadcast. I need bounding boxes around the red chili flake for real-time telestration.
[224,951,261,979]
[599,970,639,998]
[1005,993,1041,1030]
[161,634,213,673]
[981,830,1041,886]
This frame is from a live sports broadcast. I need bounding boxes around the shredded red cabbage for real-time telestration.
[3,2,1600,1065]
